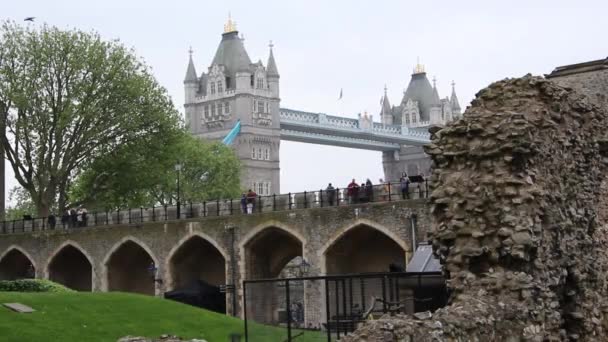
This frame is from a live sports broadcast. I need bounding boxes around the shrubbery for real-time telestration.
[0,279,74,293]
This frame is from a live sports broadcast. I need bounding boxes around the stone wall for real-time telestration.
[0,199,429,323]
[342,75,608,341]
[547,58,608,112]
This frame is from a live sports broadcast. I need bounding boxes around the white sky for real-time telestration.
[3,0,608,202]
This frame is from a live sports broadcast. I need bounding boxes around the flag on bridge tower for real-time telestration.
[338,88,343,100]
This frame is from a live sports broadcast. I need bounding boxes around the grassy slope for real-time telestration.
[0,292,326,342]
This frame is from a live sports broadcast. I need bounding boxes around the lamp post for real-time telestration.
[298,258,311,278]
[175,163,182,219]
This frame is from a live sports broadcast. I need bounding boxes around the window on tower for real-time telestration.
[257,148,262,160]
[265,148,270,160]
[257,101,264,114]
[204,105,210,118]
[252,147,256,159]
[224,102,230,115]
[211,103,216,116]
[250,75,254,87]
[217,81,223,93]
[210,82,215,94]
[256,77,264,89]
[264,182,270,195]
[225,77,231,89]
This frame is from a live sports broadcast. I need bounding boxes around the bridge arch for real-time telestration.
[102,236,159,295]
[0,245,37,280]
[239,221,306,280]
[320,219,410,275]
[45,241,94,291]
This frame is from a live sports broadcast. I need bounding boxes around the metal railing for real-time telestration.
[0,179,429,235]
[243,271,447,342]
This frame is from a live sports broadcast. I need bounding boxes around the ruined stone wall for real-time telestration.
[343,75,608,341]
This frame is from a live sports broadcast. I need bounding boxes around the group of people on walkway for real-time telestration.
[54,207,88,229]
[324,173,427,205]
[240,189,258,214]
[43,207,88,229]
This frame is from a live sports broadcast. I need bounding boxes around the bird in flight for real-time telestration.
[24,17,35,22]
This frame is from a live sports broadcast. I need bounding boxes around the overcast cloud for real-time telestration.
[2,0,607,203]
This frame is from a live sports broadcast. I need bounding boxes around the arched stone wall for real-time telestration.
[102,237,159,296]
[0,246,36,280]
[240,223,305,325]
[165,232,228,291]
[240,223,306,280]
[324,224,406,274]
[319,219,411,275]
[46,242,93,291]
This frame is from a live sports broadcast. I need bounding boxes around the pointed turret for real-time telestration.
[431,76,441,105]
[184,47,197,83]
[211,15,252,79]
[380,85,393,124]
[450,81,461,114]
[402,61,436,122]
[381,85,391,114]
[267,41,279,78]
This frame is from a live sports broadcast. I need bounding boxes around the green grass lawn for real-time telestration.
[0,292,327,342]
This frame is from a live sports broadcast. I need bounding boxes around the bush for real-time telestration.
[0,279,74,293]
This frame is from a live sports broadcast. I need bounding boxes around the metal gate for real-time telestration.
[243,272,447,341]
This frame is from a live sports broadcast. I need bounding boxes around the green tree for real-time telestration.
[0,21,180,215]
[4,187,37,221]
[70,132,241,210]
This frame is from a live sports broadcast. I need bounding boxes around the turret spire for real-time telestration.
[450,80,461,112]
[380,84,391,116]
[431,76,440,105]
[224,12,237,33]
[413,57,425,74]
[267,40,280,78]
[184,47,197,83]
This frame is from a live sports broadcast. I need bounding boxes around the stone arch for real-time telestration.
[45,241,94,291]
[165,232,228,313]
[239,221,306,280]
[0,245,36,280]
[239,221,306,324]
[320,219,410,275]
[102,236,159,295]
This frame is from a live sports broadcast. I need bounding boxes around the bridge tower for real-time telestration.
[381,62,461,181]
[184,16,281,195]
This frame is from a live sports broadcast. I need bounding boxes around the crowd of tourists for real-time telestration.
[325,173,426,206]
[44,207,89,229]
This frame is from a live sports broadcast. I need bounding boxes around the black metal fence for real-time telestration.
[0,179,429,235]
[243,272,447,342]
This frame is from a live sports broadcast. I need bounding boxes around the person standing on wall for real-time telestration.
[61,209,70,229]
[365,178,373,202]
[400,174,410,199]
[326,183,336,206]
[246,189,257,214]
[347,179,359,204]
[240,193,247,214]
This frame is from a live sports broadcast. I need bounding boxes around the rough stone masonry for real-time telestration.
[342,75,608,341]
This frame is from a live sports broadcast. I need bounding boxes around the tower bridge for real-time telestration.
[184,18,461,195]
[279,108,430,151]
